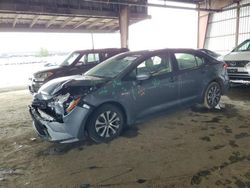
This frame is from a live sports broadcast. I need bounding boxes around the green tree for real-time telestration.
[38,48,49,57]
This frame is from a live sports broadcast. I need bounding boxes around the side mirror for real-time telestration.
[136,73,150,81]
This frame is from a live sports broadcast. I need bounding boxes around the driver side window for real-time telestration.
[75,55,86,66]
[137,55,172,76]
[128,55,172,79]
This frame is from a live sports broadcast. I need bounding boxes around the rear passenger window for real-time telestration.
[87,53,100,64]
[175,53,204,70]
[195,56,204,66]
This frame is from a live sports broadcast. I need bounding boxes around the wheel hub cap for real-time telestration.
[95,111,120,138]
[207,85,221,107]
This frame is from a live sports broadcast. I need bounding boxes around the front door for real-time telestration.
[123,53,179,119]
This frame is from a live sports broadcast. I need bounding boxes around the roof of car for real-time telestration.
[119,48,199,55]
[73,48,129,53]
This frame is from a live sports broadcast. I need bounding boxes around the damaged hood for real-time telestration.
[36,75,107,99]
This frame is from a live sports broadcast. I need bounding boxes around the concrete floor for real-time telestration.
[0,86,249,188]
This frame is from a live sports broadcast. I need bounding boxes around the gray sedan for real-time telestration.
[29,49,229,143]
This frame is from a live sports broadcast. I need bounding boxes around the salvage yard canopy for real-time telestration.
[0,0,150,33]
[0,0,206,33]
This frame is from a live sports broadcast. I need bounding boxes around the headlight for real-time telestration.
[48,93,70,115]
[66,97,81,113]
[34,72,53,82]
[48,93,81,116]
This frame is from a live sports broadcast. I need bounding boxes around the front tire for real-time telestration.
[203,82,221,109]
[87,104,124,143]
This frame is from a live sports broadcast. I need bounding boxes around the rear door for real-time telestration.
[173,51,205,104]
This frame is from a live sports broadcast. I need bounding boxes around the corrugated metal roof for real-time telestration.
[0,0,150,32]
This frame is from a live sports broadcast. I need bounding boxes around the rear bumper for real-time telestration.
[29,105,91,143]
[223,79,230,94]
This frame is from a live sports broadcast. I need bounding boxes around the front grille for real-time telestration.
[225,61,249,67]
[229,74,250,80]
[230,77,250,81]
[32,99,47,109]
[38,107,63,123]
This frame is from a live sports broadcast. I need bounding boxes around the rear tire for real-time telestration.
[87,104,124,143]
[203,82,221,109]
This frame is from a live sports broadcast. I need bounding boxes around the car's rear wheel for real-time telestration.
[203,82,221,109]
[87,104,124,143]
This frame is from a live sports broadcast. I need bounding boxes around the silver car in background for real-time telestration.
[223,39,250,84]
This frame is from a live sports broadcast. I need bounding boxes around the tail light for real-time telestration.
[223,63,228,69]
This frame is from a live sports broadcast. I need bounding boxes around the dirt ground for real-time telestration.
[0,86,250,188]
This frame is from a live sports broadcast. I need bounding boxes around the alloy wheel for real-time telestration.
[206,84,221,107]
[95,111,121,138]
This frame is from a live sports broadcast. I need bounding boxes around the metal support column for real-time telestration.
[235,1,240,46]
[119,6,129,48]
[197,9,210,49]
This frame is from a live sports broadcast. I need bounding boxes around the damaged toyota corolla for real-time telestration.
[29,49,229,143]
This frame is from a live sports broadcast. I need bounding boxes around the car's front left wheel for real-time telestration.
[87,104,124,143]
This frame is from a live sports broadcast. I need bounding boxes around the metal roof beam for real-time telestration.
[73,18,90,29]
[109,23,119,31]
[12,14,19,28]
[99,19,117,30]
[85,18,100,29]
[29,15,40,28]
[60,17,75,28]
[0,2,117,18]
[83,0,220,12]
[46,16,58,28]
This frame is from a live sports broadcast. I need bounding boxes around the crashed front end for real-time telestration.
[29,76,104,143]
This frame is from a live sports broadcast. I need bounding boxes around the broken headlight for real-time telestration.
[48,93,81,116]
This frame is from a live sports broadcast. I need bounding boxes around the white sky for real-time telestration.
[0,2,198,54]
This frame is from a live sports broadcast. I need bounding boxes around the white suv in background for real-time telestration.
[223,39,250,84]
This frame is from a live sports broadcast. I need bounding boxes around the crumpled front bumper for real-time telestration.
[29,105,91,143]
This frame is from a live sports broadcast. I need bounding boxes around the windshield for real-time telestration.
[85,54,141,79]
[59,52,81,66]
[233,40,250,52]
